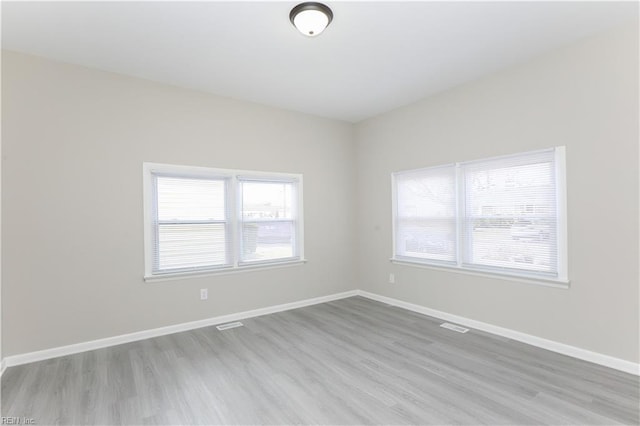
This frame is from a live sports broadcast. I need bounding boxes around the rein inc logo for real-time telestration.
[1,418,35,425]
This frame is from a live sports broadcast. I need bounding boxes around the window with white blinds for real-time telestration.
[394,165,457,264]
[154,176,230,273]
[143,163,303,279]
[392,147,567,283]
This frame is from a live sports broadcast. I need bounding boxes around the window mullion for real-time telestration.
[228,177,239,268]
[455,163,463,268]
[152,173,160,274]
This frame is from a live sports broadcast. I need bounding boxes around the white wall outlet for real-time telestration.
[200,288,208,300]
[389,273,395,284]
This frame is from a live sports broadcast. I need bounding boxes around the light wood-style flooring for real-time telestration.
[2,296,639,425]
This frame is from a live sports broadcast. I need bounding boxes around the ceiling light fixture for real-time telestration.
[289,2,333,37]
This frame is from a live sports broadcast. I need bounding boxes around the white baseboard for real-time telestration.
[357,290,640,376]
[3,289,638,377]
[3,290,359,368]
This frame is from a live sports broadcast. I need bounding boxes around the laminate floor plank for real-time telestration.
[2,296,638,425]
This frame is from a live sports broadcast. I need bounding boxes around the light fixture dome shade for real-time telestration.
[290,2,333,37]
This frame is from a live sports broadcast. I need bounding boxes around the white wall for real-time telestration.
[1,51,356,356]
[355,24,639,363]
[0,43,3,371]
[2,22,638,365]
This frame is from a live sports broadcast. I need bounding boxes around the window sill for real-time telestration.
[145,259,307,283]
[390,258,570,289]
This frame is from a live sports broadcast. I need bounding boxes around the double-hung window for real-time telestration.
[143,163,303,280]
[154,174,231,272]
[392,147,567,284]
[238,178,299,265]
[394,165,457,264]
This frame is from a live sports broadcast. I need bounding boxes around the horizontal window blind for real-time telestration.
[153,175,230,273]
[394,165,457,264]
[461,150,558,276]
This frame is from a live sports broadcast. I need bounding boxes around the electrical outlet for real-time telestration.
[200,288,208,300]
[389,273,395,284]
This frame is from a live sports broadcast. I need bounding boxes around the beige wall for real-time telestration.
[1,51,356,356]
[355,24,639,363]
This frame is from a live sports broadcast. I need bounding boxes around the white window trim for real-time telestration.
[236,175,302,267]
[389,258,569,288]
[144,259,308,283]
[143,162,305,281]
[390,147,568,286]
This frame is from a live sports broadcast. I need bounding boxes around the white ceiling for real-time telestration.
[2,1,637,122]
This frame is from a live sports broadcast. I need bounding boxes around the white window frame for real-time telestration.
[391,147,568,287]
[237,176,302,267]
[143,162,305,281]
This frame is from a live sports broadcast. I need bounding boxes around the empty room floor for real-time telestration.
[2,297,638,425]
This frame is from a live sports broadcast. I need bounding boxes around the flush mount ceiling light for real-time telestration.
[289,2,333,37]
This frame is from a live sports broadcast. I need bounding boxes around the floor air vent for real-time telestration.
[440,322,469,333]
[216,321,244,331]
